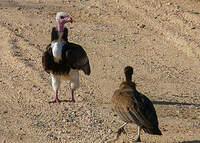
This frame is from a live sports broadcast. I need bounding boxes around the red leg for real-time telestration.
[49,90,76,104]
[49,90,62,104]
[63,89,75,103]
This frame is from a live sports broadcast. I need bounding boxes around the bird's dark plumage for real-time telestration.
[42,44,70,75]
[42,12,88,104]
[51,27,68,42]
[42,20,91,103]
[63,42,91,75]
[42,27,90,76]
[111,66,162,141]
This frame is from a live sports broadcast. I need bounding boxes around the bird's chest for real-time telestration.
[51,41,65,63]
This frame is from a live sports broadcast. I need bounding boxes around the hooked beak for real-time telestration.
[67,16,73,23]
[59,16,73,24]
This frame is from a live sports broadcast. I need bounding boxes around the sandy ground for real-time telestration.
[0,0,200,143]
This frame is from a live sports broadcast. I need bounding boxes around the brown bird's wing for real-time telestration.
[62,42,91,75]
[112,89,139,123]
[127,90,162,135]
[112,89,162,135]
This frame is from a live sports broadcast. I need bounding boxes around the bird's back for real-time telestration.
[62,42,91,75]
[112,82,162,135]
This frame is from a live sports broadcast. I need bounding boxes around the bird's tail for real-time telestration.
[144,127,162,135]
[81,62,91,75]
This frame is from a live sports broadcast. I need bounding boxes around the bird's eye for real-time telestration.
[60,16,64,19]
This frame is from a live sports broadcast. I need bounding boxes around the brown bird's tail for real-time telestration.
[144,127,162,135]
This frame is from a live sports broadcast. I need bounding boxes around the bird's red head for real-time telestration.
[56,12,73,32]
[56,12,73,24]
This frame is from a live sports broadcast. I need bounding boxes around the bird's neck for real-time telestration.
[119,81,136,90]
[57,23,64,32]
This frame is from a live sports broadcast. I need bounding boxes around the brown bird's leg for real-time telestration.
[115,123,127,140]
[70,89,75,102]
[49,90,62,104]
[135,125,141,142]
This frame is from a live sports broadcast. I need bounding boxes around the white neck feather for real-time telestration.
[51,42,65,63]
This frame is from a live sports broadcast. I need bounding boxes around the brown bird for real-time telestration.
[42,12,91,103]
[111,66,162,142]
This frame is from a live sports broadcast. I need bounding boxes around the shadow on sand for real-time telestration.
[152,100,200,107]
[181,141,200,143]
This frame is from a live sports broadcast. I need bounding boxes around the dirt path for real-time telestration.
[0,0,200,143]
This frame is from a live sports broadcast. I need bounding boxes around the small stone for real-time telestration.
[166,2,172,6]
[19,137,23,140]
[3,110,8,114]
[176,5,180,9]
[58,131,62,135]
[17,7,22,11]
[140,24,145,28]
[14,28,19,32]
[163,128,168,131]
[66,118,73,122]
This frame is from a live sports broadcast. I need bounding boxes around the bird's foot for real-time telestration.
[48,98,62,104]
[63,98,76,103]
[49,98,75,104]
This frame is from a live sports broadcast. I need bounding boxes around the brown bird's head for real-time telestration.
[119,66,136,90]
[124,66,133,82]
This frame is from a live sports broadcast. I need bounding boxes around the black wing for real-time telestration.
[62,42,91,75]
[42,44,70,74]
[42,44,54,74]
